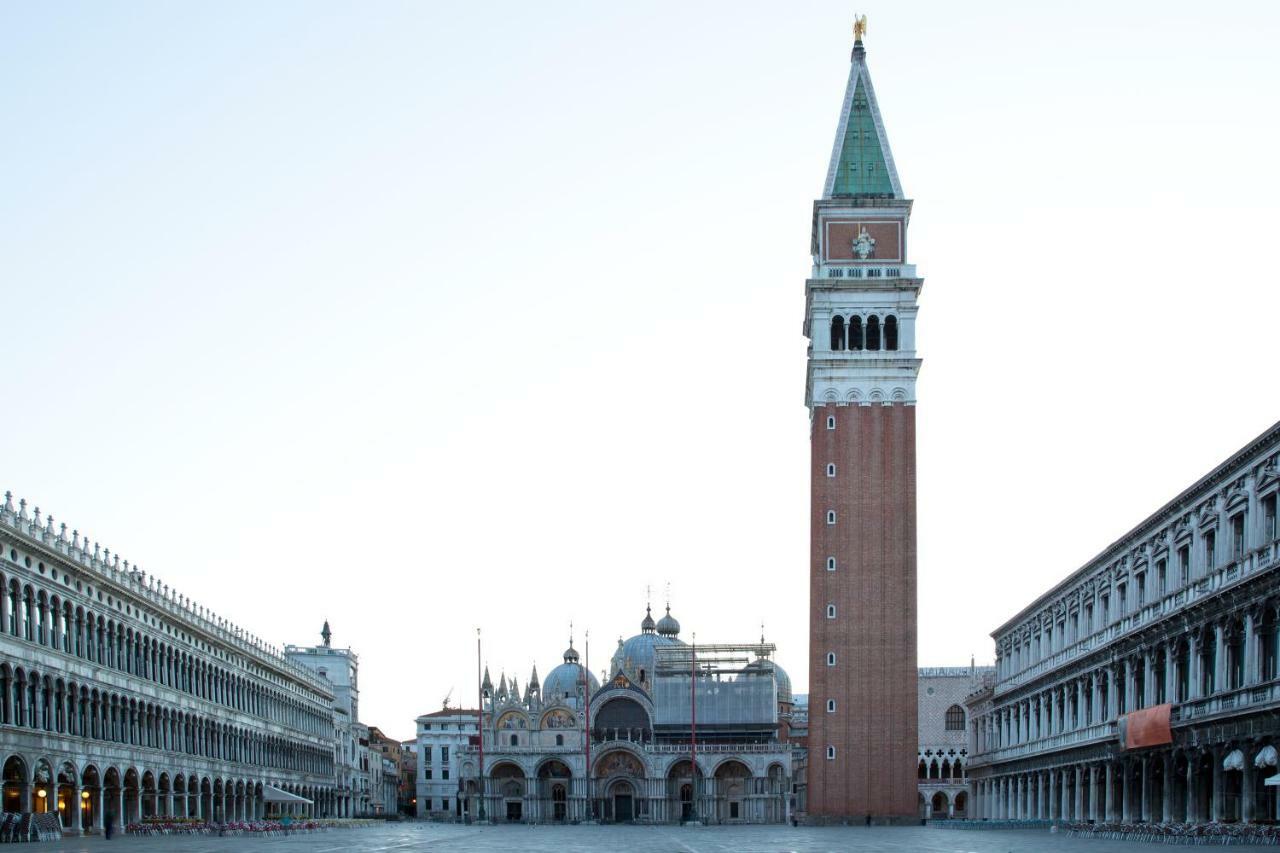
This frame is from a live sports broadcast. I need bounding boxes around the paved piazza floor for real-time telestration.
[51,823,1162,852]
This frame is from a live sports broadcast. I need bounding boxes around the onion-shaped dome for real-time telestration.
[656,605,681,637]
[611,604,686,684]
[640,604,656,634]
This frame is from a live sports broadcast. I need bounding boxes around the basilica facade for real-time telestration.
[457,606,793,824]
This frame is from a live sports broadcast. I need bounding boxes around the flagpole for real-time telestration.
[690,631,699,823]
[476,628,486,823]
[584,630,593,822]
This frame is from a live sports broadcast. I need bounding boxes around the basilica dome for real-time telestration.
[611,604,685,685]
[542,641,600,703]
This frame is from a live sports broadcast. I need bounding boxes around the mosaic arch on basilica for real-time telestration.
[457,604,795,824]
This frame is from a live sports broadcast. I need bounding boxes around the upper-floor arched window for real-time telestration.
[865,315,881,351]
[829,316,845,351]
[884,315,898,351]
[848,316,863,351]
[945,704,965,731]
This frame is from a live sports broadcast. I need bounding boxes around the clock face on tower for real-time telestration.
[822,219,903,264]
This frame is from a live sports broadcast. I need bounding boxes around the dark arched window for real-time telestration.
[555,734,563,746]
[865,315,880,351]
[509,734,518,746]
[848,316,863,350]
[944,704,965,731]
[884,315,898,350]
[829,316,845,351]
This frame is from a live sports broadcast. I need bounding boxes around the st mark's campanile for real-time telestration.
[804,26,921,824]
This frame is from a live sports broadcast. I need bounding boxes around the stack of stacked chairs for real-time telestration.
[31,814,63,841]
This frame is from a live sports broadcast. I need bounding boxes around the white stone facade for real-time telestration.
[414,708,479,818]
[0,491,343,831]
[967,420,1280,825]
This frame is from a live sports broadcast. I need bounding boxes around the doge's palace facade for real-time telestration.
[968,421,1280,825]
[0,491,341,832]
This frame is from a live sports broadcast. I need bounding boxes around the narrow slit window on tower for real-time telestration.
[826,510,836,525]
[826,604,836,619]
[884,315,898,350]
[826,652,836,666]
[829,315,846,351]
[826,699,836,712]
[826,463,836,477]
[865,315,881,350]
[826,557,836,571]
[848,316,864,350]
[826,746,836,760]
[826,415,836,430]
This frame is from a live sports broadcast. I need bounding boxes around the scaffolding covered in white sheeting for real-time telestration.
[652,643,778,739]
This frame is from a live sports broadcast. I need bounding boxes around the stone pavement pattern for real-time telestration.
[47,823,1169,852]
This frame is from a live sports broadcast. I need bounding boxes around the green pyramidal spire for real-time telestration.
[823,40,902,200]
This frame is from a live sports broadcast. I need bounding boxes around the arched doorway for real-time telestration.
[80,766,100,831]
[954,790,968,818]
[607,778,636,823]
[3,756,28,813]
[490,762,526,823]
[172,775,187,818]
[714,760,751,823]
[56,763,77,829]
[667,760,702,823]
[103,767,121,828]
[141,772,156,819]
[931,790,948,818]
[123,768,140,824]
[157,774,170,819]
[594,750,645,823]
[536,760,571,822]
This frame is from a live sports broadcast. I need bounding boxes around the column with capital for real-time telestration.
[1165,644,1178,703]
[1090,674,1101,725]
[1120,761,1131,823]
[1107,665,1119,718]
[1244,745,1257,823]
[1212,748,1224,821]
[1074,765,1084,820]
[1048,770,1056,821]
[1186,755,1198,822]
[1060,768,1070,820]
[1189,632,1202,699]
[1123,658,1135,714]
[1162,753,1174,822]
[1100,758,1111,819]
[1143,650,1155,707]
[1089,764,1100,822]
[1215,623,1227,694]
[1140,757,1150,822]
[1244,611,1259,685]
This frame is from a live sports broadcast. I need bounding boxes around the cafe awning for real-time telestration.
[262,784,312,804]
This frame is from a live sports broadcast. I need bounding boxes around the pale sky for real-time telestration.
[2,1,1278,741]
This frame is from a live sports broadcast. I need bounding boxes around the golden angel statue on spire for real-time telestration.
[853,15,868,41]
